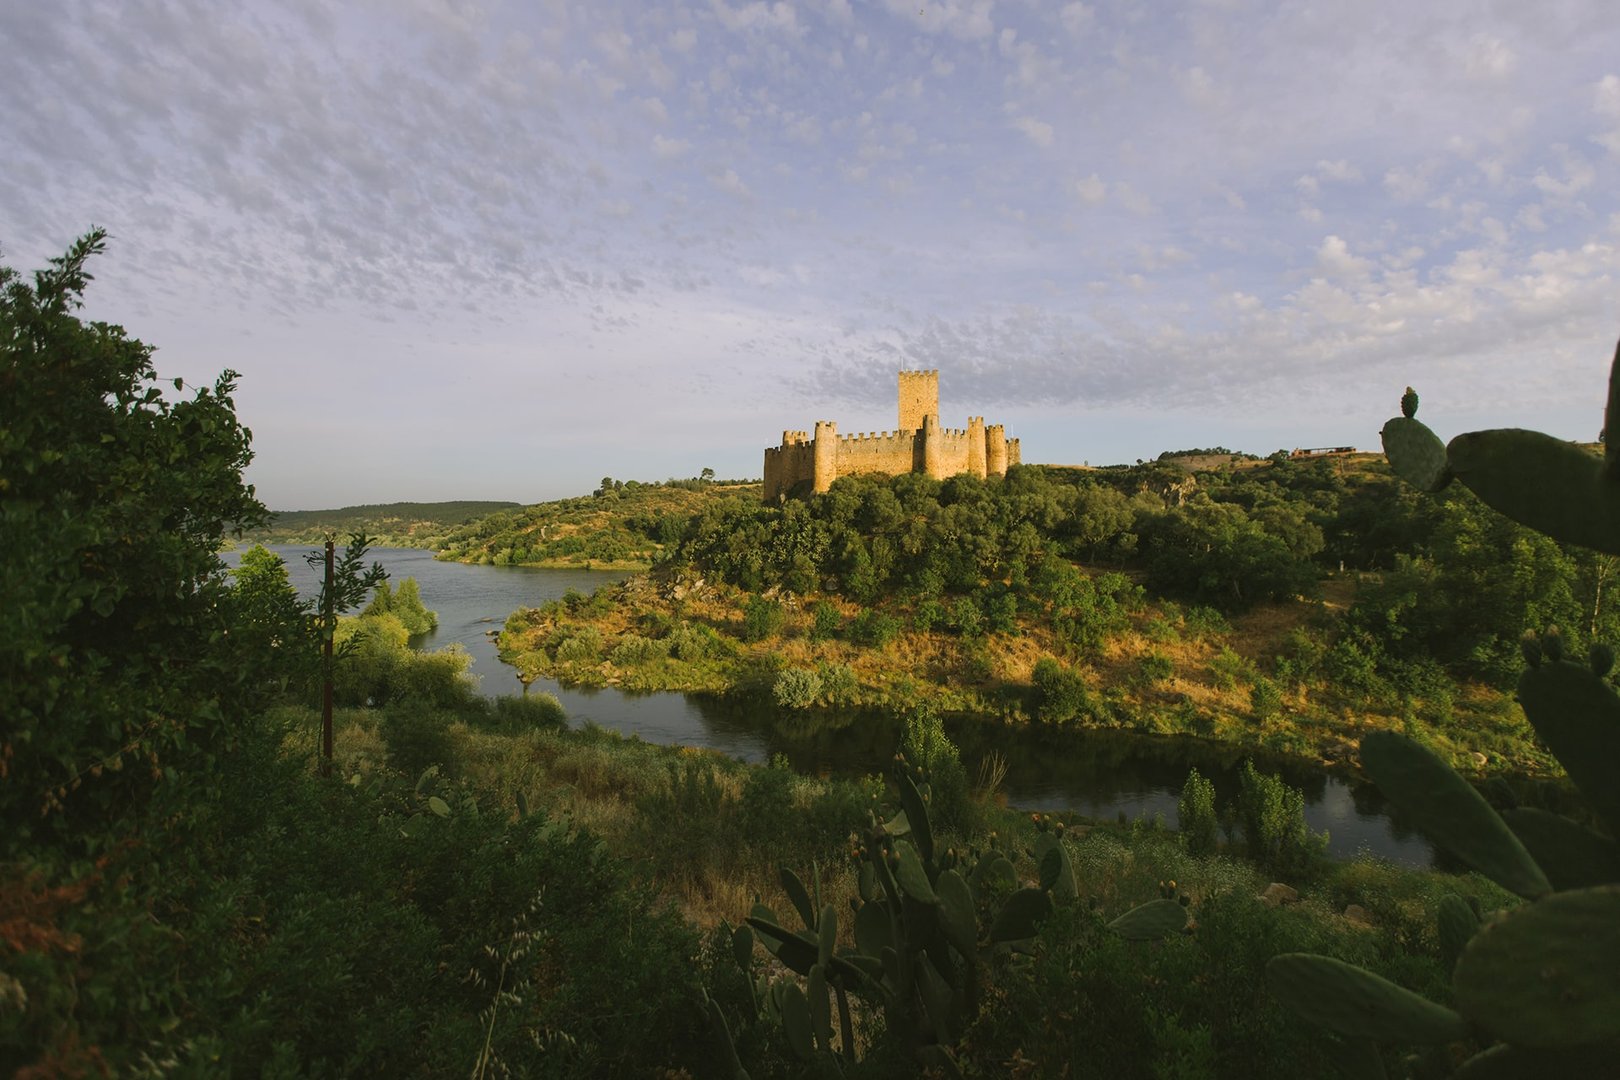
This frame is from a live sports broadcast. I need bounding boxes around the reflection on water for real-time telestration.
[221,545,1438,868]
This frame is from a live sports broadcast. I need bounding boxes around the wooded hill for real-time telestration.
[436,479,762,569]
[241,500,521,547]
[498,452,1616,775]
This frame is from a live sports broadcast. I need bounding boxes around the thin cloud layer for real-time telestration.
[3,0,1617,503]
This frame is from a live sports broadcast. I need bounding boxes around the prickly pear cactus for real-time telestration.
[1271,340,1620,1075]
[727,754,1189,1073]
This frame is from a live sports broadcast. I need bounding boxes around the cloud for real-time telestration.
[1012,116,1054,148]
[1315,235,1372,281]
[711,1,801,34]
[880,0,995,41]
[1071,174,1107,205]
[652,134,691,158]
[1059,3,1093,37]
[710,167,752,198]
[1461,34,1517,81]
[1316,159,1363,183]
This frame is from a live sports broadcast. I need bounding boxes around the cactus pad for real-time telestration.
[1501,807,1620,890]
[894,839,939,905]
[780,866,816,931]
[1516,660,1620,837]
[1381,416,1451,492]
[1447,429,1620,556]
[1453,885,1620,1047]
[989,887,1053,943]
[1265,953,1468,1043]
[1436,894,1478,977]
[936,869,978,957]
[1107,898,1188,940]
[1359,732,1550,899]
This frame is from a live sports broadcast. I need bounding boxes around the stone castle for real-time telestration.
[763,370,1021,501]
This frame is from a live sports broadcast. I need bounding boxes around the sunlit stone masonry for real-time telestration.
[763,369,1020,501]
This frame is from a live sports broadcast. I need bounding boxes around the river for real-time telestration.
[223,543,1437,867]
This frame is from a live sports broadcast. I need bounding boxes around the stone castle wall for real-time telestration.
[762,371,1022,500]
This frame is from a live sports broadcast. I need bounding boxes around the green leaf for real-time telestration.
[1359,732,1550,899]
[427,796,450,818]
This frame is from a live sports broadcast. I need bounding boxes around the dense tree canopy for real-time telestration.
[1,229,266,845]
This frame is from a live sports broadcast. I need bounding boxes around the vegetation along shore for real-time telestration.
[9,233,1619,1076]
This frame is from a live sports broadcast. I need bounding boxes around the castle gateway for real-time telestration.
[763,370,1021,501]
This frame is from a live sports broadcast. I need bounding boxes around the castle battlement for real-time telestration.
[762,371,1020,500]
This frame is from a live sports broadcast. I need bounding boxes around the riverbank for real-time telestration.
[498,570,1556,779]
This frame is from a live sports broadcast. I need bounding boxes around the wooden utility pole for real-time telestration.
[321,539,335,776]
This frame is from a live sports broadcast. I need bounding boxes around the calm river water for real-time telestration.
[224,544,1437,867]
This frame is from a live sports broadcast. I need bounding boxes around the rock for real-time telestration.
[1343,904,1374,927]
[1258,882,1300,908]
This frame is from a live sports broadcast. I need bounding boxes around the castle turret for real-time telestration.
[987,424,1008,477]
[967,416,987,478]
[921,414,943,479]
[813,420,838,493]
[898,369,939,432]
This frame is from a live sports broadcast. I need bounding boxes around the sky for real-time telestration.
[5,0,1620,509]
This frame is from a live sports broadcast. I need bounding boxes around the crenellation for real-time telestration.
[763,370,1019,499]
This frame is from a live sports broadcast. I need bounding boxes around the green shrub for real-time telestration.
[489,693,566,730]
[1209,646,1253,690]
[1249,676,1283,722]
[849,608,902,647]
[949,595,984,638]
[1237,761,1326,878]
[554,627,603,665]
[740,594,784,642]
[772,667,823,710]
[1177,767,1220,857]
[1033,656,1093,724]
[816,662,859,705]
[809,600,842,641]
[982,587,1020,634]
[912,597,948,633]
[1137,650,1175,686]
[1185,605,1232,640]
[899,709,973,834]
[668,621,719,661]
[738,755,798,853]
[379,701,457,780]
[609,633,668,666]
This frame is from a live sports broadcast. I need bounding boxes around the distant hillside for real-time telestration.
[241,501,523,549]
[438,481,762,569]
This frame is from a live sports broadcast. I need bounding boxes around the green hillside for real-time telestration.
[437,479,762,569]
[241,500,522,548]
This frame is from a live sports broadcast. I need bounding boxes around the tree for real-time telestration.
[229,543,314,692]
[2,229,266,845]
[700,466,715,483]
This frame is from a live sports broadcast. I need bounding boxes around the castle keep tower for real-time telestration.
[898,369,939,432]
[763,370,1018,500]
